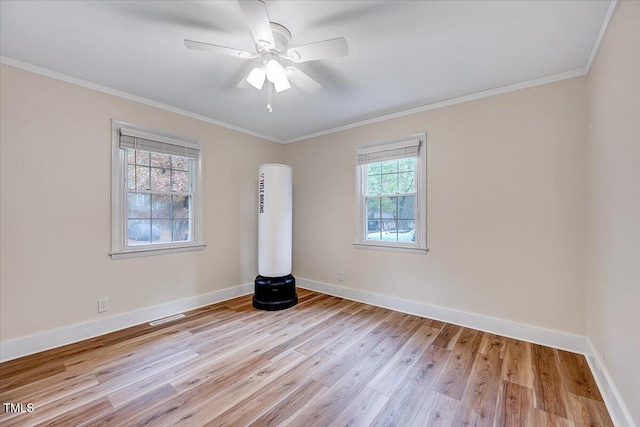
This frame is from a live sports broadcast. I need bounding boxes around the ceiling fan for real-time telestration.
[184,0,348,97]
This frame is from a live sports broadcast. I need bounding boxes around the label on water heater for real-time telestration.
[259,172,265,214]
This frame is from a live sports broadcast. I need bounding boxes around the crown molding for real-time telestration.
[0,56,282,144]
[586,0,620,73]
[284,67,588,143]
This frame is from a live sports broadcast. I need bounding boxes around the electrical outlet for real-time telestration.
[338,271,345,282]
[600,336,605,361]
[98,297,109,313]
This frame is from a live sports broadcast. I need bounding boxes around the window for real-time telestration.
[111,120,205,259]
[354,133,427,253]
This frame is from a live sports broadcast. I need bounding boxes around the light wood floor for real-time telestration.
[0,289,612,426]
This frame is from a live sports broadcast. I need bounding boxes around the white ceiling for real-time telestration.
[0,1,611,142]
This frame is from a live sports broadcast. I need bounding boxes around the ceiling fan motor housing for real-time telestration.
[263,23,291,54]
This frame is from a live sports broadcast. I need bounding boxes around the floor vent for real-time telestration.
[149,313,185,326]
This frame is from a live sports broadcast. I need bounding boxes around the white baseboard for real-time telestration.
[585,339,637,427]
[298,278,587,354]
[0,283,253,363]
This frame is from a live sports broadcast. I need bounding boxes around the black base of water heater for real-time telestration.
[253,274,298,311]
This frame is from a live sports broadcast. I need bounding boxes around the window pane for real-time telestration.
[381,173,398,194]
[366,220,381,240]
[127,165,136,190]
[367,174,381,195]
[150,167,171,191]
[398,221,415,242]
[135,166,150,190]
[398,172,415,193]
[153,220,172,243]
[366,198,380,219]
[173,219,191,241]
[151,194,171,218]
[172,170,189,192]
[398,158,415,172]
[172,195,191,218]
[380,196,397,220]
[127,149,135,165]
[398,220,415,232]
[136,150,149,166]
[150,152,171,168]
[398,195,415,219]
[127,219,151,245]
[381,228,398,242]
[172,156,189,171]
[367,163,381,175]
[381,160,397,174]
[127,193,150,219]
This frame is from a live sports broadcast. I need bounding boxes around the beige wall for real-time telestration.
[587,1,640,423]
[0,65,283,341]
[284,77,588,335]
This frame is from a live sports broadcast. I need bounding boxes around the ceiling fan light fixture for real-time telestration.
[273,78,291,93]
[265,59,289,92]
[246,66,266,90]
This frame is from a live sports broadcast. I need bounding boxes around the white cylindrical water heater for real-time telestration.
[258,164,292,277]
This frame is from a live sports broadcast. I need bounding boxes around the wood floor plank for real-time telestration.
[411,390,459,427]
[331,386,389,427]
[311,318,397,387]
[530,408,576,427]
[124,350,304,427]
[501,337,534,388]
[557,349,604,402]
[288,350,390,426]
[0,349,198,426]
[494,380,534,427]
[531,344,570,420]
[371,344,451,426]
[203,350,337,426]
[321,305,392,356]
[433,327,483,400]
[34,396,113,427]
[294,308,370,356]
[567,393,614,427]
[452,335,503,427]
[1,375,99,422]
[0,362,67,394]
[1,370,98,408]
[432,323,462,350]
[368,323,440,396]
[0,337,104,378]
[479,333,506,359]
[247,378,329,427]
[0,291,613,426]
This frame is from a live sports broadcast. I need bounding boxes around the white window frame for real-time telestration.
[353,133,427,254]
[110,120,205,259]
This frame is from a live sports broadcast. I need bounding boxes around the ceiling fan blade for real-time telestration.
[184,39,256,58]
[287,37,348,63]
[238,0,275,50]
[286,67,322,93]
[236,72,252,89]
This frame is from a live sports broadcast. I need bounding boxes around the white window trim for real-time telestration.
[110,120,205,259]
[353,132,428,254]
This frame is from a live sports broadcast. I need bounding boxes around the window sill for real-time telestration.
[110,244,206,260]
[353,242,428,254]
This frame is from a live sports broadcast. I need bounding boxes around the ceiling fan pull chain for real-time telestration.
[267,82,273,113]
